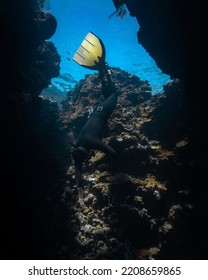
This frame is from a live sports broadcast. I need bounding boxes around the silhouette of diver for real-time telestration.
[72,63,118,188]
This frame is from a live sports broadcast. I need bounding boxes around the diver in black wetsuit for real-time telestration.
[72,63,118,188]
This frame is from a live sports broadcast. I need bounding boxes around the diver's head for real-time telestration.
[72,146,89,165]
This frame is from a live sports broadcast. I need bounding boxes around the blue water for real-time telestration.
[46,0,171,94]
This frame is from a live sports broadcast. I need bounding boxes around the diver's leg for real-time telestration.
[100,79,110,98]
[106,68,117,95]
[99,62,117,99]
[98,61,108,80]
[99,90,118,117]
[98,62,109,98]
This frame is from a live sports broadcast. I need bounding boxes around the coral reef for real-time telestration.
[60,69,199,259]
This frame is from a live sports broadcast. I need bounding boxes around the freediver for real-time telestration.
[71,32,119,188]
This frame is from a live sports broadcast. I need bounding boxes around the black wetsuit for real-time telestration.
[75,91,118,155]
[72,69,118,187]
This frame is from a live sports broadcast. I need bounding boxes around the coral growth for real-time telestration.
[60,69,196,259]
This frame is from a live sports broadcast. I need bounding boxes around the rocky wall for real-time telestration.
[112,0,204,95]
[0,0,71,259]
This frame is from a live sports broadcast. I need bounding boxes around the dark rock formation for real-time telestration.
[1,1,60,98]
[112,0,204,95]
[0,0,71,259]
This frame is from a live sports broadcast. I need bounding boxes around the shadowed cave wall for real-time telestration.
[0,0,73,259]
